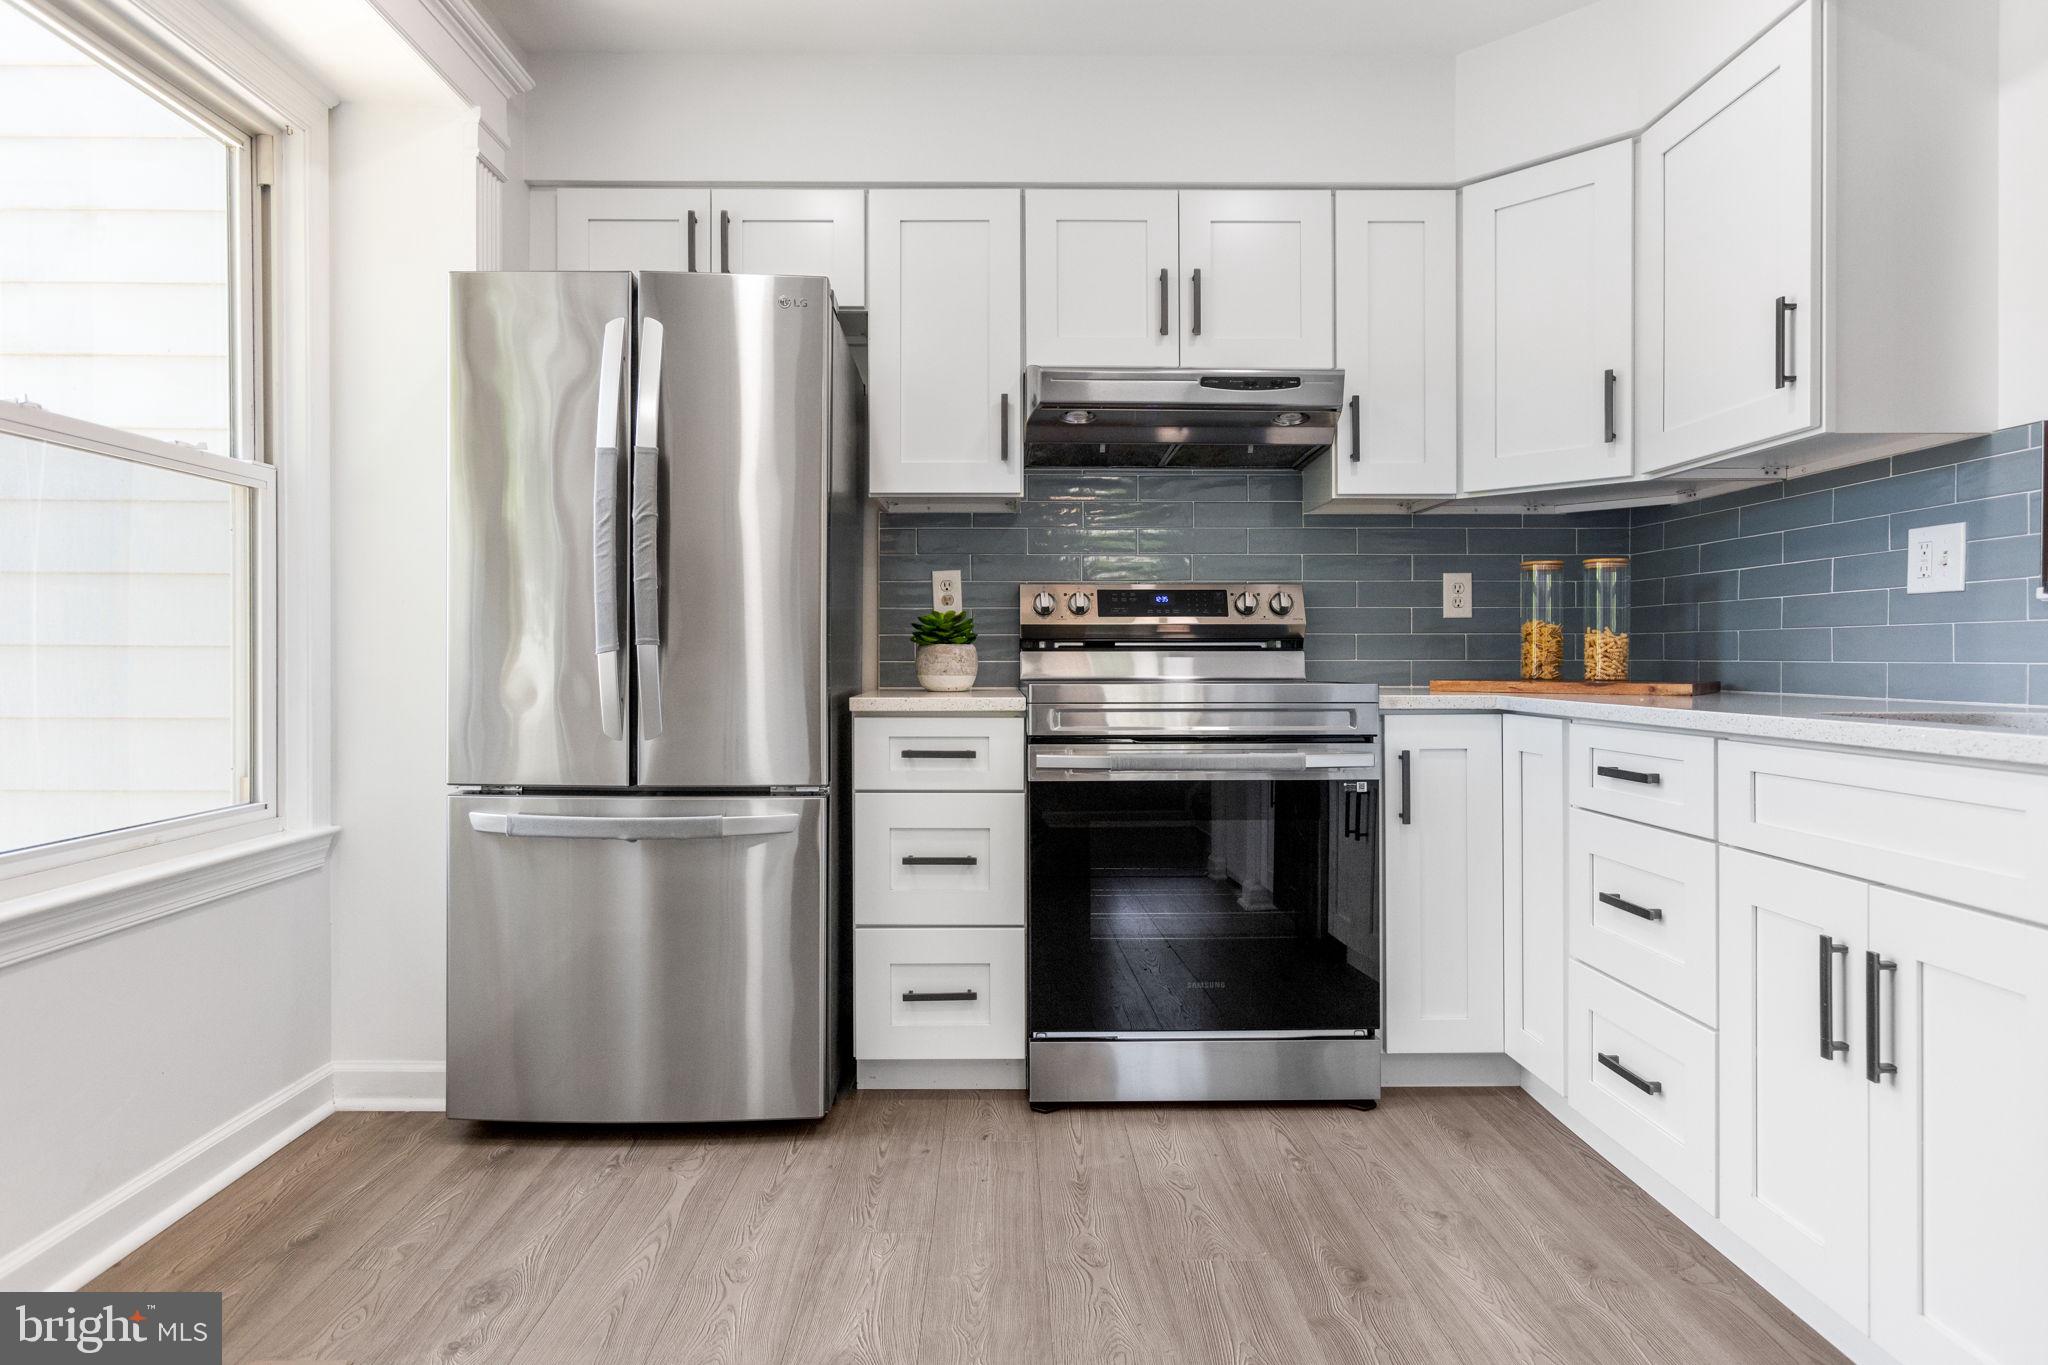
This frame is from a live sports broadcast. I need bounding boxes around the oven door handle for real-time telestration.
[1031,751,1371,775]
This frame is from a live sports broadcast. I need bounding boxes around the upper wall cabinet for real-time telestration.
[554,187,865,304]
[1024,189,1178,367]
[1306,190,1458,503]
[1638,0,1995,478]
[556,187,710,272]
[1178,190,1334,370]
[867,189,1023,503]
[1460,141,1634,493]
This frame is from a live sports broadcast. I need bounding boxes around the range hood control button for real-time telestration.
[1032,592,1057,617]
[1066,592,1092,616]
[1268,591,1294,616]
[1234,591,1260,616]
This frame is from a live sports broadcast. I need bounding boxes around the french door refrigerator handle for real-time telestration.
[468,811,802,840]
[592,316,628,740]
[632,315,666,739]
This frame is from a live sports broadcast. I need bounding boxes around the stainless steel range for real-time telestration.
[1019,582,1382,1109]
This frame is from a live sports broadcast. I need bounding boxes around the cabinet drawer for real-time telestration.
[1569,809,1718,1024]
[855,927,1025,1060]
[1568,723,1715,837]
[854,792,1024,927]
[1569,961,1717,1211]
[853,716,1023,791]
[1719,741,2048,923]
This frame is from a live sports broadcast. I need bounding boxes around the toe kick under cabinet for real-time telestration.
[851,714,1027,1071]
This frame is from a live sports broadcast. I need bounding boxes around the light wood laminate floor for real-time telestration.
[90,1088,1844,1365]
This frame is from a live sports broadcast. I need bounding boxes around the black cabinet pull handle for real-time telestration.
[1866,951,1899,1083]
[1598,891,1664,922]
[1602,368,1618,444]
[720,209,732,272]
[999,393,1010,462]
[902,989,978,1002]
[1596,764,1661,786]
[901,748,977,759]
[687,209,698,272]
[1397,750,1411,825]
[1191,267,1202,337]
[1342,786,1358,839]
[1598,1052,1663,1096]
[1775,296,1797,388]
[1158,267,1169,337]
[1348,393,1362,463]
[1819,935,1850,1060]
[902,854,977,867]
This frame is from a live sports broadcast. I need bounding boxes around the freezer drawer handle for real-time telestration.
[902,854,978,866]
[902,989,978,1003]
[1596,764,1661,786]
[632,316,666,739]
[1597,1052,1663,1096]
[901,748,978,760]
[1598,891,1664,923]
[467,812,801,841]
[592,316,629,740]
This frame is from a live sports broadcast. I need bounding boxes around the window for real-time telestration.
[1,0,273,865]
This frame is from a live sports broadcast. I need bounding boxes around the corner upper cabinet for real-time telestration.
[867,189,1024,503]
[1306,190,1458,505]
[1024,189,1178,367]
[710,188,865,306]
[1178,190,1333,370]
[1460,142,1633,493]
[555,187,710,271]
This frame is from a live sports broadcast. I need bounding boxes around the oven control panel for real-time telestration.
[1018,582,1304,628]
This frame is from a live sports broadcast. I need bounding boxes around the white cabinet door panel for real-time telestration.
[1638,1,1819,472]
[868,189,1023,499]
[1504,715,1567,1091]
[1870,889,2048,1365]
[1718,848,1870,1329]
[1461,142,1633,491]
[1025,189,1178,367]
[1568,961,1719,1210]
[555,187,709,272]
[711,188,865,305]
[1332,190,1458,497]
[1179,190,1333,369]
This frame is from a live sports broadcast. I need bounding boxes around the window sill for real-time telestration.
[0,826,338,970]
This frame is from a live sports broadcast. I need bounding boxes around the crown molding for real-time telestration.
[415,0,534,101]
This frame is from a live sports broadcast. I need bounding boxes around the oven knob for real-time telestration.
[1066,592,1092,616]
[1234,591,1260,616]
[1032,591,1057,617]
[1268,591,1294,616]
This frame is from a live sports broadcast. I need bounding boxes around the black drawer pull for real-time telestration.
[1866,951,1898,1083]
[1596,764,1662,786]
[901,748,977,760]
[1598,891,1664,923]
[902,854,977,867]
[1598,1052,1663,1096]
[902,989,978,1003]
[1819,935,1851,1059]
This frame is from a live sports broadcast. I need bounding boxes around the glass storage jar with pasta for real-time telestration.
[1519,560,1564,680]
[1582,557,1631,682]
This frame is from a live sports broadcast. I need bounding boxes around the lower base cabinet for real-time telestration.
[853,926,1026,1061]
[1504,715,1567,1091]
[1567,961,1718,1210]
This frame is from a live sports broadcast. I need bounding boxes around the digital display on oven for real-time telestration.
[1098,588,1230,617]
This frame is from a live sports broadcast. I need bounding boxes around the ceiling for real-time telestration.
[474,0,1593,58]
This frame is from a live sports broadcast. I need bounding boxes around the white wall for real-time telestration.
[2000,0,2048,427]
[326,100,477,1098]
[520,51,1456,186]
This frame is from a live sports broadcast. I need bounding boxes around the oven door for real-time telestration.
[1028,742,1379,1039]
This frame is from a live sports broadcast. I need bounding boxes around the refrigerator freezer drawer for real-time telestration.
[448,793,831,1122]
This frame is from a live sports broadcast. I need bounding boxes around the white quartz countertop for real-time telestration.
[1380,688,2048,767]
[849,688,1027,715]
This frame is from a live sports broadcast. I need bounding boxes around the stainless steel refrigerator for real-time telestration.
[446,271,862,1123]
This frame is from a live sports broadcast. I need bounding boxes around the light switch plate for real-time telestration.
[1906,523,1966,594]
[1442,572,1473,619]
[932,569,962,611]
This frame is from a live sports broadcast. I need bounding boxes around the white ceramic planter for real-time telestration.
[915,643,978,692]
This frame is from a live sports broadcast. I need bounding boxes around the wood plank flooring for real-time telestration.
[89,1088,1844,1365]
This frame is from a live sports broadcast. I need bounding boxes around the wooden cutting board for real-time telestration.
[1427,679,1721,697]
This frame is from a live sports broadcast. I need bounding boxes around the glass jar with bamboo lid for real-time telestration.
[1582,557,1631,682]
[1519,560,1565,681]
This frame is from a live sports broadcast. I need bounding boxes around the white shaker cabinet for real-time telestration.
[1502,714,1567,1092]
[1306,190,1458,504]
[1178,190,1333,370]
[1024,189,1178,367]
[554,187,710,272]
[710,188,865,305]
[1460,142,1633,492]
[866,189,1023,503]
[1382,713,1503,1054]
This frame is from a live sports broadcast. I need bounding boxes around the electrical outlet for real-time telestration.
[1906,523,1966,594]
[1442,572,1473,619]
[932,569,962,611]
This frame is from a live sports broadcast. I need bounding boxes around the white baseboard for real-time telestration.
[1383,1052,1521,1086]
[857,1059,1027,1089]
[330,1060,446,1111]
[0,1064,334,1292]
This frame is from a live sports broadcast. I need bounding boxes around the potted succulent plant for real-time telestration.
[911,609,978,692]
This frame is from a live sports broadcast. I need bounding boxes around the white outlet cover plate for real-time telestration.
[932,569,962,611]
[1905,523,1966,594]
[1442,571,1473,619]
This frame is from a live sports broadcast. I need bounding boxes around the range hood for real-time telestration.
[1023,366,1345,469]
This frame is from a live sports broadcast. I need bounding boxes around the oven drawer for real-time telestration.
[855,927,1025,1060]
[1568,808,1718,1025]
[854,792,1025,927]
[1569,960,1718,1212]
[853,716,1023,792]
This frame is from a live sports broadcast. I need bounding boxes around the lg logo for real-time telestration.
[776,295,811,310]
